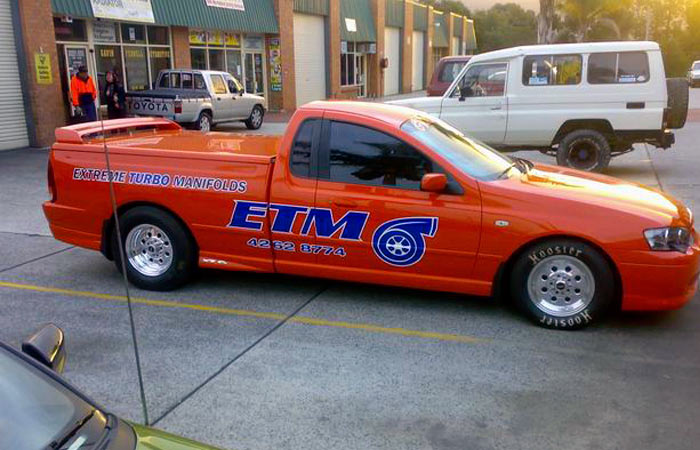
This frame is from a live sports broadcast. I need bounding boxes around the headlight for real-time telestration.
[644,227,694,253]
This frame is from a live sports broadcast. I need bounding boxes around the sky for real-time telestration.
[460,0,540,12]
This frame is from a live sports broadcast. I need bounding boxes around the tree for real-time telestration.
[538,0,556,43]
[556,0,633,42]
[474,3,538,52]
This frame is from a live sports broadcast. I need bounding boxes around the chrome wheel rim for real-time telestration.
[527,255,595,317]
[126,224,173,277]
[199,115,210,132]
[251,108,262,128]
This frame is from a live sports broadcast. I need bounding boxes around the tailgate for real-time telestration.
[126,95,175,117]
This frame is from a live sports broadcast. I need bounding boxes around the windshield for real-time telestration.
[0,347,96,450]
[401,116,514,180]
[693,62,700,70]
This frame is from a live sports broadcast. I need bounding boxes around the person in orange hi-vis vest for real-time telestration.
[70,65,97,122]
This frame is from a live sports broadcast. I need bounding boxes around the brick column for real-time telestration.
[16,0,64,148]
[447,13,455,56]
[368,0,385,98]
[171,26,191,69]
[328,0,341,98]
[424,7,434,90]
[401,0,413,93]
[273,0,296,111]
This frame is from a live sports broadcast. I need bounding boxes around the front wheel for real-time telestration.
[510,239,616,329]
[112,206,197,291]
[244,105,264,130]
[556,129,611,172]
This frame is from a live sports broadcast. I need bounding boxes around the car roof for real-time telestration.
[469,41,661,64]
[439,55,472,63]
[300,101,420,128]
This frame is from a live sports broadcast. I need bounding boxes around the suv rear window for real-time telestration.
[588,52,649,84]
[522,54,582,86]
[439,62,467,83]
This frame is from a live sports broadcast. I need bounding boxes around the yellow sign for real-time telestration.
[225,33,240,47]
[189,30,207,45]
[34,53,52,85]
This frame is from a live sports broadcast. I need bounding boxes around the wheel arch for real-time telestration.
[552,119,615,146]
[100,201,199,261]
[493,234,623,311]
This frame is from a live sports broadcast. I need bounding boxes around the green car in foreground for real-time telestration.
[0,324,224,450]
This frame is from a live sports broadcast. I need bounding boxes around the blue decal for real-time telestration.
[269,204,310,233]
[228,200,268,230]
[372,217,439,267]
[300,208,369,241]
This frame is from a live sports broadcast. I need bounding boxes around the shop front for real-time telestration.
[339,0,376,99]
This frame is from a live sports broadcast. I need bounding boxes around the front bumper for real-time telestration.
[617,241,700,311]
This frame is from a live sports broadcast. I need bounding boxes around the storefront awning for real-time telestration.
[433,12,448,48]
[52,0,279,34]
[340,0,376,43]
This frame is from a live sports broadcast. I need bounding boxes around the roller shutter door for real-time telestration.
[383,27,400,96]
[411,31,424,91]
[0,0,29,150]
[294,13,327,107]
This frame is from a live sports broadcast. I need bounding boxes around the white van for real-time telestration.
[390,42,689,171]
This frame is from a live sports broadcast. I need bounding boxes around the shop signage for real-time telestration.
[90,0,155,24]
[34,53,53,85]
[243,36,263,51]
[225,33,240,47]
[205,0,245,11]
[345,18,357,32]
[93,21,117,42]
[269,38,282,92]
[207,31,224,46]
[189,30,207,45]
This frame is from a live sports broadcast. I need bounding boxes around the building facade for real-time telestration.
[5,0,476,149]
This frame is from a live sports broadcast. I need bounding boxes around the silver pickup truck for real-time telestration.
[125,70,266,131]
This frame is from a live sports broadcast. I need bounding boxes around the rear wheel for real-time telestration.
[510,239,616,329]
[244,105,264,130]
[195,111,212,132]
[112,206,197,291]
[556,129,611,172]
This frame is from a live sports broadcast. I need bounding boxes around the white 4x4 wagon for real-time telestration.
[390,42,689,171]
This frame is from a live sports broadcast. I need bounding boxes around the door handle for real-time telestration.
[217,97,222,101]
[490,105,502,111]
[332,199,358,208]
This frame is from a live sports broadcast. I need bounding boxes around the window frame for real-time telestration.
[521,54,583,87]
[317,119,462,194]
[587,51,650,85]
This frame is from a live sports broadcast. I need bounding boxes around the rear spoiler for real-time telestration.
[55,118,182,144]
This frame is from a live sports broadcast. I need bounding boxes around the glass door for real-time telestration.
[63,45,95,116]
[244,52,265,96]
[226,50,243,82]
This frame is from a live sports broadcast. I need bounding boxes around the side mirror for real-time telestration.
[22,324,66,374]
[420,173,448,193]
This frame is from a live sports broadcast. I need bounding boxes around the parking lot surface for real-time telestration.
[1,112,700,449]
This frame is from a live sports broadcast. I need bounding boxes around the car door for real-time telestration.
[439,63,508,145]
[225,75,252,119]
[208,73,234,121]
[311,113,482,293]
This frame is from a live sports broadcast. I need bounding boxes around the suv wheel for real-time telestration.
[244,105,264,130]
[510,239,616,330]
[556,129,612,172]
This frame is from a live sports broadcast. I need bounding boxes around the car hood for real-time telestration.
[514,163,693,228]
[691,70,700,77]
[132,423,224,450]
[386,96,442,111]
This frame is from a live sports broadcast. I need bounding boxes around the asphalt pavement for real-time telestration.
[0,103,699,450]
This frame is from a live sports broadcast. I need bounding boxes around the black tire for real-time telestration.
[194,111,212,132]
[666,78,689,129]
[510,239,615,330]
[111,206,197,291]
[244,105,264,130]
[556,129,612,172]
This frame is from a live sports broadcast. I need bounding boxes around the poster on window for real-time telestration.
[225,33,241,47]
[205,0,245,11]
[208,31,224,46]
[93,21,117,42]
[90,0,155,23]
[269,38,282,92]
[189,30,207,45]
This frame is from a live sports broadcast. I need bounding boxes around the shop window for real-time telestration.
[121,24,146,44]
[53,18,87,42]
[191,49,207,70]
[522,54,582,86]
[95,45,123,103]
[93,21,119,44]
[341,42,366,94]
[147,26,169,45]
[209,49,225,72]
[588,52,649,84]
[327,121,435,190]
[149,48,172,84]
[226,50,243,79]
[124,47,149,91]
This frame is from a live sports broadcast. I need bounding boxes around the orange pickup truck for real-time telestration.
[44,102,699,329]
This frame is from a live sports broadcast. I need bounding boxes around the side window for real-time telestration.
[194,73,206,90]
[158,74,170,88]
[211,75,228,94]
[170,72,181,88]
[182,72,193,89]
[522,54,582,86]
[290,119,318,178]
[327,121,435,190]
[588,52,649,84]
[455,64,507,98]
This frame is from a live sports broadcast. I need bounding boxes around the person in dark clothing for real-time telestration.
[104,70,127,120]
[70,65,97,122]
